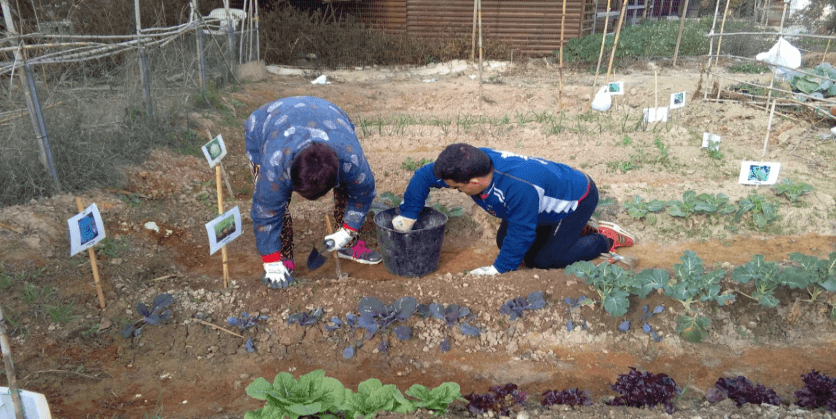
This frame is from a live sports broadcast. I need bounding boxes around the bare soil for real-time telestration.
[2,58,836,419]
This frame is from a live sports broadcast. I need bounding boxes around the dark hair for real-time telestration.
[291,143,339,200]
[432,143,493,183]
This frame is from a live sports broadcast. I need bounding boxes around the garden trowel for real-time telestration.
[600,252,639,270]
[306,238,335,270]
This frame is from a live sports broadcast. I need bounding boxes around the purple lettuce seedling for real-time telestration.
[464,383,528,416]
[607,367,680,414]
[120,293,174,338]
[711,376,781,407]
[228,311,269,331]
[541,388,592,407]
[564,296,592,332]
[618,305,664,341]
[285,307,322,327]
[795,370,836,412]
[500,291,546,321]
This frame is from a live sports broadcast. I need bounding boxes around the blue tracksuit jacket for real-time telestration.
[245,96,376,257]
[399,148,589,273]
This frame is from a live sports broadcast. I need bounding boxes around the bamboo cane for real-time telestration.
[559,0,567,108]
[0,306,24,419]
[672,0,691,66]
[76,197,106,309]
[216,166,229,288]
[823,39,831,65]
[605,0,630,87]
[591,0,611,104]
[478,0,483,107]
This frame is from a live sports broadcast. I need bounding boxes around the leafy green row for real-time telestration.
[245,369,461,419]
[567,251,836,343]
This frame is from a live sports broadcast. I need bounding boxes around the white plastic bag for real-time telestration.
[591,86,612,112]
[755,38,801,78]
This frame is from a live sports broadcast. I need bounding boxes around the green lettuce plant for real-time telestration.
[733,191,779,229]
[245,369,346,419]
[341,378,414,419]
[405,382,463,415]
[623,195,668,222]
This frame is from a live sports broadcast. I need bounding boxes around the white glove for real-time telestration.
[392,215,417,232]
[262,262,295,289]
[469,265,499,276]
[324,228,357,251]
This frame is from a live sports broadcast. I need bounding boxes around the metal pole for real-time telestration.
[591,0,611,99]
[2,0,61,193]
[224,0,236,65]
[193,0,205,89]
[471,0,477,60]
[255,0,260,61]
[24,63,60,192]
[134,0,154,120]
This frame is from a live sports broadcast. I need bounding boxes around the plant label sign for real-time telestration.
[202,134,227,168]
[643,107,668,123]
[1,386,52,418]
[68,203,106,256]
[702,133,721,150]
[608,81,625,95]
[670,91,686,109]
[738,161,781,185]
[206,206,242,255]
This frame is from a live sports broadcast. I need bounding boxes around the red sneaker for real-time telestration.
[598,221,636,253]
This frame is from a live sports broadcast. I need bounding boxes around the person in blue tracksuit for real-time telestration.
[246,96,382,289]
[392,143,635,275]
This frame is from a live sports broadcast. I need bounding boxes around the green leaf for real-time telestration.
[246,377,273,401]
[676,315,709,343]
[634,268,669,298]
[753,289,780,308]
[603,289,630,316]
[287,402,323,416]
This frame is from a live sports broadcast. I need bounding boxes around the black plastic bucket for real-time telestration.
[374,207,448,277]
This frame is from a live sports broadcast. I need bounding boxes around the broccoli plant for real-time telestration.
[566,262,662,317]
[120,293,174,338]
[733,191,779,229]
[772,178,814,203]
[623,195,667,222]
[499,291,546,320]
[785,252,836,319]
[730,255,790,308]
[667,190,736,218]
[663,251,735,343]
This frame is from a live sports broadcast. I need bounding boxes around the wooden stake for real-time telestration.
[823,39,831,65]
[672,0,691,66]
[654,70,659,111]
[0,306,25,419]
[558,0,567,108]
[324,215,344,279]
[605,0,630,87]
[75,197,106,310]
[216,165,229,288]
[470,0,477,61]
[715,0,734,69]
[591,0,612,104]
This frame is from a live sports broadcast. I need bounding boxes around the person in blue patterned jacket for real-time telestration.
[245,96,382,289]
[392,143,635,275]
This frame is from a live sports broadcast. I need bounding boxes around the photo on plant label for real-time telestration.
[738,161,781,185]
[205,206,242,254]
[608,81,624,95]
[68,203,106,256]
[201,134,227,168]
[702,133,721,150]
[670,91,686,109]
